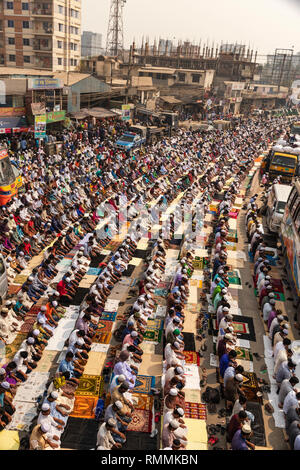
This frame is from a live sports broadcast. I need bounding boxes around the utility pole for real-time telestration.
[106,0,126,59]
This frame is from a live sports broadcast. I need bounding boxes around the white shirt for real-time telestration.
[283,390,298,414]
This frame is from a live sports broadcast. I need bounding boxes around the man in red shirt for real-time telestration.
[227,410,248,443]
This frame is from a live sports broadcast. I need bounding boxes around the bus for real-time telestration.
[280,180,300,302]
[0,254,8,304]
[0,148,22,205]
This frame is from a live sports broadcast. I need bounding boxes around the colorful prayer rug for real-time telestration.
[143,329,162,343]
[145,319,164,332]
[92,331,112,344]
[273,292,285,302]
[271,279,284,294]
[182,351,200,365]
[185,402,207,420]
[70,396,97,419]
[127,409,152,433]
[157,281,171,290]
[154,288,169,297]
[94,319,114,333]
[133,375,155,394]
[13,275,28,285]
[4,333,27,361]
[232,321,250,335]
[86,268,101,276]
[228,277,241,285]
[75,375,103,397]
[235,347,253,362]
[131,393,154,411]
[7,285,21,295]
[100,311,117,322]
[20,316,37,333]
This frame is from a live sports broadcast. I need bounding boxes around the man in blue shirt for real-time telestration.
[220,350,237,378]
[231,424,255,450]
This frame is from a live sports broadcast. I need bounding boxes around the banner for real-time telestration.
[28,78,63,91]
[46,110,66,124]
[34,115,46,139]
[122,104,131,121]
[0,107,26,117]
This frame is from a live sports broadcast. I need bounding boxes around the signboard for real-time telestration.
[122,104,131,121]
[28,78,63,91]
[34,115,46,139]
[0,107,26,117]
[46,110,66,124]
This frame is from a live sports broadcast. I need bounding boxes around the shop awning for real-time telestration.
[70,107,119,119]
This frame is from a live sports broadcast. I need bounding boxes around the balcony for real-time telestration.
[32,4,53,16]
[33,43,52,53]
[33,23,53,35]
[34,55,53,70]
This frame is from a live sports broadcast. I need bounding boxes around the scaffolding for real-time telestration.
[271,48,294,89]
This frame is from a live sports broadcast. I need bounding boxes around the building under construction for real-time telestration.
[130,40,259,94]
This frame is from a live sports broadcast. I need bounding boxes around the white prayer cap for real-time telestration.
[225,333,233,340]
[270,299,276,304]
[242,423,252,434]
[223,307,230,312]
[40,422,51,433]
[66,277,71,283]
[228,326,234,332]
[76,338,85,346]
[38,317,46,324]
[118,375,126,382]
[33,329,40,336]
[0,368,5,375]
[169,388,178,396]
[0,381,10,390]
[235,374,244,382]
[226,313,233,321]
[28,276,34,281]
[52,301,58,308]
[173,341,180,349]
[79,247,85,252]
[107,418,117,427]
[176,407,184,417]
[41,306,47,312]
[115,401,123,410]
[50,391,59,399]
[170,419,179,429]
[283,329,289,335]
[27,337,35,345]
[221,288,228,294]
[265,276,271,280]
[131,331,138,338]
[175,367,184,375]
[42,403,50,411]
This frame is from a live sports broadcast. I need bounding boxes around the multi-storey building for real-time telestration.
[0,0,81,71]
[81,30,102,58]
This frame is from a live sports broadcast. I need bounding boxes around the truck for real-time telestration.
[262,147,300,183]
[115,131,146,153]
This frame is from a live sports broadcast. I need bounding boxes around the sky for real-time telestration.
[82,0,300,60]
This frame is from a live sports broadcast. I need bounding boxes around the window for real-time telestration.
[22,2,29,9]
[8,37,15,45]
[8,54,15,61]
[74,59,77,66]
[58,5,64,14]
[58,40,62,49]
[7,20,14,28]
[178,73,186,82]
[6,2,13,9]
[23,38,30,46]
[24,55,30,63]
[192,74,200,83]
[70,58,74,66]
[23,21,29,29]
[58,57,62,65]
[58,23,63,32]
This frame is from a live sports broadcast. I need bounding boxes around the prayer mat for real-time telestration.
[127,409,152,433]
[137,354,162,376]
[36,350,59,373]
[94,319,114,334]
[192,257,209,270]
[7,285,21,295]
[13,275,28,285]
[26,305,41,317]
[129,257,143,267]
[145,319,164,332]
[100,311,117,322]
[106,241,120,251]
[84,351,107,376]
[75,375,103,397]
[228,276,241,285]
[185,418,208,445]
[241,372,260,401]
[20,316,36,333]
[122,264,136,277]
[6,400,37,432]
[157,281,170,290]
[183,351,200,365]
[246,401,266,447]
[184,402,207,420]
[71,287,89,306]
[92,331,112,344]
[89,255,106,268]
[271,279,284,294]
[60,417,98,450]
[133,375,155,394]
[141,342,156,354]
[86,267,101,276]
[183,332,196,352]
[133,249,148,259]
[169,238,182,246]
[154,288,169,297]
[235,347,253,362]
[237,359,254,373]
[70,396,98,419]
[131,393,154,411]
[121,431,158,451]
[143,329,162,343]
[4,333,27,361]
[232,315,256,342]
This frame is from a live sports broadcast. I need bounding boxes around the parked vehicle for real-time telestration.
[266,184,292,232]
